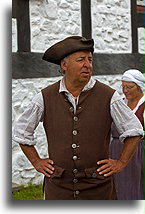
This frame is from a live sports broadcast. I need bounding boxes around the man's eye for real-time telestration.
[76,58,93,62]
[76,58,83,62]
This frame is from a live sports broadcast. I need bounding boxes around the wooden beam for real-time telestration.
[81,0,92,39]
[12,0,18,18]
[12,52,144,79]
[17,0,30,52]
[131,0,138,53]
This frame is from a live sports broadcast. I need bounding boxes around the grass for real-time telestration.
[12,183,44,200]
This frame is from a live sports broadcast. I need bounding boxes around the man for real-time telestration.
[12,36,143,200]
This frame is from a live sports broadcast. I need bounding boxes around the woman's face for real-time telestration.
[121,81,142,101]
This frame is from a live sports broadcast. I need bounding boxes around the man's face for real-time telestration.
[61,51,93,85]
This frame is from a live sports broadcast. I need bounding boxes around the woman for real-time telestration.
[110,69,144,200]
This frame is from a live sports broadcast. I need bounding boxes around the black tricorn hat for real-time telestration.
[42,36,94,65]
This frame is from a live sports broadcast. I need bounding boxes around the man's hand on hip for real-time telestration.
[97,159,126,177]
[33,158,54,177]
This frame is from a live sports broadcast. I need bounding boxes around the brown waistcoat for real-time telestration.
[42,80,117,200]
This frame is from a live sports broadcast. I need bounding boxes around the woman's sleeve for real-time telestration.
[110,91,144,142]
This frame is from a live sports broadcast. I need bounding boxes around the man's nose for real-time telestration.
[83,59,91,67]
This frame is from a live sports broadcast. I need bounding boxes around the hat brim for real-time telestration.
[42,36,94,65]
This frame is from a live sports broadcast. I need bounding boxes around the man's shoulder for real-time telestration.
[42,81,60,95]
[95,80,115,94]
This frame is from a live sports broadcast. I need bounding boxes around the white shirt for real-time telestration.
[12,77,143,145]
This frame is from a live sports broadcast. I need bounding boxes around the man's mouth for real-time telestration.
[81,71,90,75]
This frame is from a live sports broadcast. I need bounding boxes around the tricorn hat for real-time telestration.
[42,36,94,65]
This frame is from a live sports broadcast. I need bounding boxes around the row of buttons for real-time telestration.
[72,112,80,197]
[73,169,79,195]
[73,169,79,196]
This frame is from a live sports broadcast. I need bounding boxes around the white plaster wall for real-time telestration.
[29,0,81,52]
[92,0,132,53]
[138,27,144,53]
[12,18,17,52]
[12,75,123,185]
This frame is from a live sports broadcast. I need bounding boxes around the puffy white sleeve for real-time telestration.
[110,91,144,142]
[12,92,44,145]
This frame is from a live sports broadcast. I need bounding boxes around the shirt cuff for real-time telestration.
[119,128,144,142]
[12,136,36,146]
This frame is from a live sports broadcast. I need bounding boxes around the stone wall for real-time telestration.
[92,0,131,53]
[30,0,81,52]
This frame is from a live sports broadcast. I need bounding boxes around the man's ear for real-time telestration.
[60,59,67,72]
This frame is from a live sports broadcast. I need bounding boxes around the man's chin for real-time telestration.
[80,73,91,80]
[79,76,90,83]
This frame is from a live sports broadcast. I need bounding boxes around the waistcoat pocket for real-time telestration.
[85,166,109,180]
[50,165,65,178]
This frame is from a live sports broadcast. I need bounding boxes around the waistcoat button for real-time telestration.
[72,155,78,161]
[73,178,78,183]
[69,107,74,112]
[73,169,78,174]
[72,143,77,149]
[72,130,77,135]
[73,116,78,121]
[92,172,97,178]
[75,190,80,195]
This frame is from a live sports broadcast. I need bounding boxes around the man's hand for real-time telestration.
[97,159,127,177]
[33,158,54,177]
[19,144,55,178]
[97,136,141,177]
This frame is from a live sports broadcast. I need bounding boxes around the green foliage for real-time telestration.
[12,183,44,200]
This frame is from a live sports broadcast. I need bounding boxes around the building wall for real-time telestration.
[12,0,144,53]
[12,0,144,185]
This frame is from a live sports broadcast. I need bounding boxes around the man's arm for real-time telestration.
[20,144,54,177]
[97,136,141,177]
[13,93,54,177]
